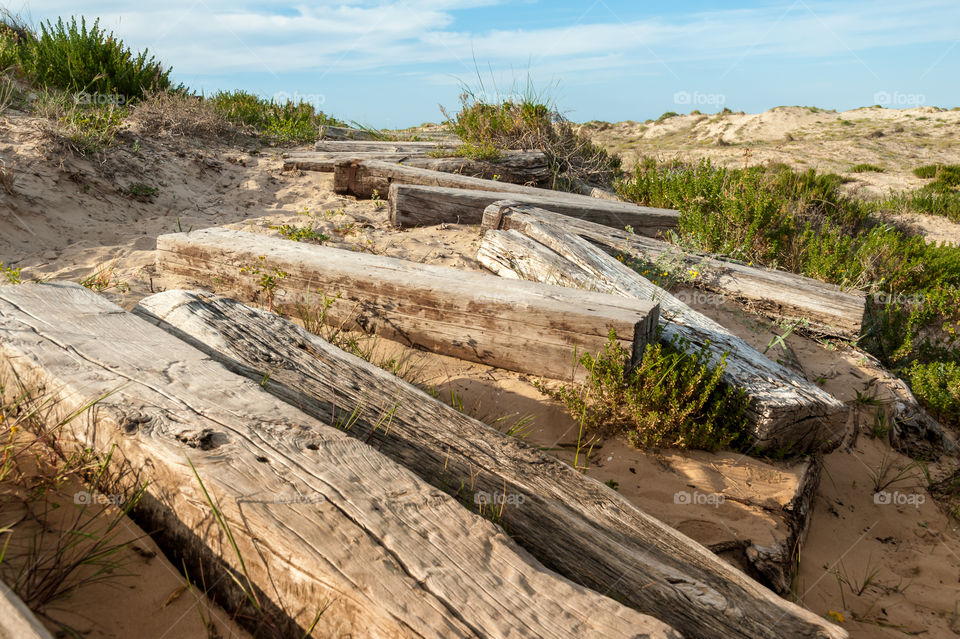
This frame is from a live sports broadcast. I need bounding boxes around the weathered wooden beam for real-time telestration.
[387,183,679,236]
[284,152,424,172]
[316,125,378,141]
[155,228,659,382]
[479,204,850,453]
[287,151,552,186]
[0,282,679,639]
[315,139,456,152]
[133,289,847,639]
[0,582,53,639]
[478,202,866,340]
[336,159,679,230]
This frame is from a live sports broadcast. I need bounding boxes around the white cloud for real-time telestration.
[13,0,960,79]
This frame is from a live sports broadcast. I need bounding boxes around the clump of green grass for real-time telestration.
[127,182,158,200]
[270,222,330,244]
[656,111,679,122]
[1,15,180,102]
[913,165,939,179]
[208,90,343,144]
[849,163,885,173]
[538,331,750,452]
[428,141,503,161]
[442,82,621,190]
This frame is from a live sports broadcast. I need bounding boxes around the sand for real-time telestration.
[0,102,958,638]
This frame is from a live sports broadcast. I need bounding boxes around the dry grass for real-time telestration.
[127,90,239,139]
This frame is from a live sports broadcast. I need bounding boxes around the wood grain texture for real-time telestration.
[336,159,680,231]
[132,289,846,639]
[287,151,551,186]
[0,282,680,639]
[478,204,850,453]
[0,582,54,639]
[478,204,865,339]
[155,227,659,382]
[316,125,379,141]
[315,140,456,152]
[387,183,679,235]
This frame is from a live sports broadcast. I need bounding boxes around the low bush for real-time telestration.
[850,163,884,173]
[538,331,750,451]
[442,85,621,189]
[208,90,343,144]
[908,361,960,428]
[615,157,960,425]
[2,16,180,101]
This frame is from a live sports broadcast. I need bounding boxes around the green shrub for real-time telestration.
[442,86,621,189]
[11,17,180,101]
[657,111,679,122]
[539,331,750,451]
[208,90,342,144]
[849,163,885,173]
[269,221,329,243]
[887,189,960,223]
[908,361,960,427]
[615,157,960,426]
[913,164,939,179]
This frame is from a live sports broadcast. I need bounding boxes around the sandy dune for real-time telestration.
[1,103,958,638]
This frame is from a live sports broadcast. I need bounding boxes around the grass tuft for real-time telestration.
[537,330,750,452]
[442,81,621,190]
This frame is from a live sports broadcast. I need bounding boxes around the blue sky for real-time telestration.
[9,1,960,127]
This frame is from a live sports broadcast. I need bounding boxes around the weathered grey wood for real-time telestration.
[133,289,847,639]
[388,183,679,236]
[477,202,866,340]
[479,205,850,452]
[337,159,679,230]
[155,228,659,382]
[848,348,954,460]
[0,282,679,639]
[287,151,552,186]
[316,140,456,152]
[0,582,54,639]
[316,125,378,141]
[284,152,425,172]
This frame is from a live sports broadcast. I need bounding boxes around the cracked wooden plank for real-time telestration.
[387,183,679,236]
[478,203,850,452]
[154,227,659,382]
[475,201,866,340]
[132,289,846,639]
[0,281,679,639]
